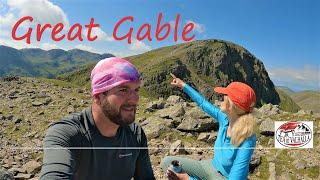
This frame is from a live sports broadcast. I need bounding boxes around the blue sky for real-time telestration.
[0,0,319,91]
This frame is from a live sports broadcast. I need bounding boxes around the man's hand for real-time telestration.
[166,170,189,180]
[170,73,185,89]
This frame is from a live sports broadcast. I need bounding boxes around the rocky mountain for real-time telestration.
[0,77,319,179]
[59,39,280,107]
[0,45,113,78]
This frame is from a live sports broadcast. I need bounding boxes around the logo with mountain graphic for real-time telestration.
[275,121,313,148]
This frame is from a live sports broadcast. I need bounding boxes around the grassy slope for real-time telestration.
[291,91,320,113]
[276,88,301,112]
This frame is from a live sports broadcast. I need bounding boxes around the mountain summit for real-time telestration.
[61,39,280,107]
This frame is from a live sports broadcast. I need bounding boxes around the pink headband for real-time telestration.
[91,57,140,96]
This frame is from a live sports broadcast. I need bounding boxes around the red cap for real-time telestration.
[214,82,256,112]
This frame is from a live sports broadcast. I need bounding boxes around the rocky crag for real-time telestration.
[60,39,280,108]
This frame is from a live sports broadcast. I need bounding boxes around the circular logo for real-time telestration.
[276,121,312,148]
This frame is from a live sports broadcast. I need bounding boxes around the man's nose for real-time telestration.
[127,90,139,103]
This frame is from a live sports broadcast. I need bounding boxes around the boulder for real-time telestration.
[249,150,262,172]
[22,160,41,174]
[14,173,32,179]
[31,101,43,107]
[258,104,281,116]
[166,95,184,106]
[155,104,185,119]
[0,169,14,180]
[197,133,210,142]
[177,116,218,132]
[259,118,274,136]
[169,140,187,155]
[145,98,166,112]
[207,132,218,144]
[142,116,170,139]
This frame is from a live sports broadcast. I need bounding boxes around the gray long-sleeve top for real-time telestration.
[40,107,155,180]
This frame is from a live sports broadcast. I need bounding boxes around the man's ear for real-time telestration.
[93,94,101,104]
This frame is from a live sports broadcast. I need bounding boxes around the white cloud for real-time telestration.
[40,43,60,50]
[129,39,151,52]
[7,0,69,26]
[83,27,113,42]
[0,0,70,50]
[107,40,152,58]
[268,65,320,90]
[108,50,129,58]
[0,13,15,27]
[74,44,101,53]
[186,20,205,33]
[0,37,39,49]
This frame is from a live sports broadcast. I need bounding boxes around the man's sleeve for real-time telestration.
[40,121,79,179]
[134,128,155,180]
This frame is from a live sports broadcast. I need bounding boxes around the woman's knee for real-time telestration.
[160,156,176,171]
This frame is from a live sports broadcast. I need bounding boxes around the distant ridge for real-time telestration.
[0,45,114,78]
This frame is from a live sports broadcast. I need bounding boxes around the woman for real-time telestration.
[161,74,257,180]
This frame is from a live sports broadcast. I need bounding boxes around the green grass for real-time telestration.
[276,88,301,113]
[158,130,198,144]
[275,150,293,175]
[250,156,269,180]
[36,77,80,88]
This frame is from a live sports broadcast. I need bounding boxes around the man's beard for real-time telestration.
[101,100,136,126]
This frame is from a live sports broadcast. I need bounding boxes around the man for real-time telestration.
[40,57,155,180]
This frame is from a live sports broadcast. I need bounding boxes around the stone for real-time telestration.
[249,151,262,172]
[142,116,169,139]
[0,115,5,120]
[14,173,32,179]
[22,160,41,174]
[14,118,23,124]
[155,104,185,119]
[177,117,218,132]
[185,107,210,119]
[145,99,166,112]
[38,111,44,115]
[77,88,84,93]
[6,115,14,120]
[169,140,186,155]
[207,132,218,143]
[197,133,210,142]
[268,162,276,180]
[67,106,75,114]
[31,101,43,107]
[0,169,14,180]
[166,95,184,105]
[8,167,26,175]
[259,118,274,136]
[258,104,281,116]
[293,159,307,170]
[43,97,52,105]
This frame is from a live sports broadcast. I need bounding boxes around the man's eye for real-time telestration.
[135,88,140,92]
[120,89,128,92]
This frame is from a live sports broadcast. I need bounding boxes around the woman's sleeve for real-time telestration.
[228,136,256,180]
[183,84,227,125]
